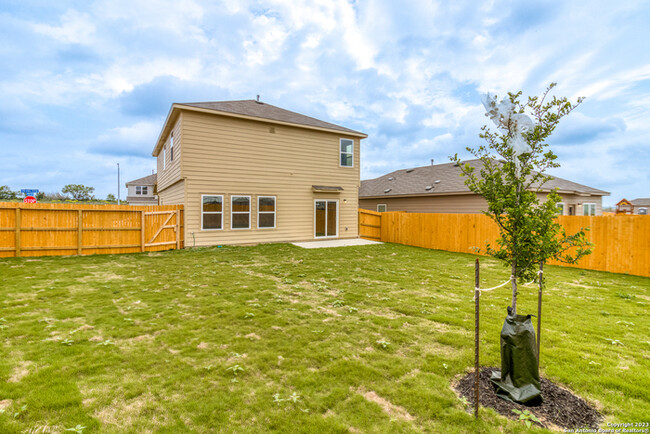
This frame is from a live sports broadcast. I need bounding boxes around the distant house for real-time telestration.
[151,99,366,247]
[360,159,610,216]
[125,173,158,205]
[616,198,649,215]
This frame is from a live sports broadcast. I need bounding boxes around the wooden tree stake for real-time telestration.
[474,258,480,418]
[537,261,544,366]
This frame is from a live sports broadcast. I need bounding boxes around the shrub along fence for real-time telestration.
[0,202,184,258]
[359,209,649,277]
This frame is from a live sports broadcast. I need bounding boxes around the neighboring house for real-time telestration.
[125,173,158,205]
[616,198,650,215]
[360,159,610,216]
[152,99,366,247]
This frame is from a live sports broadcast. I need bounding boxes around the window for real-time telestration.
[377,204,387,212]
[136,186,148,195]
[556,203,564,215]
[231,196,251,229]
[163,146,166,170]
[638,208,648,215]
[583,203,596,216]
[170,133,174,161]
[201,195,223,230]
[258,196,276,229]
[340,139,353,167]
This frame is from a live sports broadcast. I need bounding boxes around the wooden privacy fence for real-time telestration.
[0,202,184,258]
[359,209,650,277]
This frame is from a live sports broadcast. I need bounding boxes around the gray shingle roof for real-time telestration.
[631,198,650,206]
[126,173,157,186]
[179,100,366,136]
[360,159,609,198]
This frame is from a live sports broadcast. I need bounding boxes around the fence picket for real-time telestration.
[0,202,184,258]
[359,209,649,277]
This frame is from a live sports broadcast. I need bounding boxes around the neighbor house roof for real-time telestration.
[126,173,157,187]
[631,198,650,206]
[360,159,610,198]
[153,100,367,156]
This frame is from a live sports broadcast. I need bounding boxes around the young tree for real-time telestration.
[452,83,592,314]
[106,193,116,202]
[0,185,17,200]
[61,184,95,201]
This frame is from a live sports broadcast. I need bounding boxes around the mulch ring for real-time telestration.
[453,367,603,430]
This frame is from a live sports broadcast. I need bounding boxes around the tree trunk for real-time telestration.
[511,261,517,314]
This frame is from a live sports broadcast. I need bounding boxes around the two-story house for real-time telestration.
[152,99,367,247]
[125,173,158,205]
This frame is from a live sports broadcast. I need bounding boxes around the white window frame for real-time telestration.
[556,202,564,216]
[170,132,174,161]
[339,138,354,168]
[231,195,251,230]
[583,203,596,216]
[136,186,148,195]
[201,194,223,231]
[377,204,387,212]
[638,207,647,215]
[314,199,339,239]
[162,146,166,170]
[257,196,276,229]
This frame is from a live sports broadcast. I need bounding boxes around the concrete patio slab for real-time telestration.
[292,238,382,249]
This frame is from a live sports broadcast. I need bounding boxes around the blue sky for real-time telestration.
[1,0,648,206]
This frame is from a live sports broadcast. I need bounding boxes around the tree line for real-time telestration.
[0,184,117,203]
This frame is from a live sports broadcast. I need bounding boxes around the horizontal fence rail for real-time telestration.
[0,202,184,258]
[359,210,649,278]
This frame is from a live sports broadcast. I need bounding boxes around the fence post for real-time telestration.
[176,208,181,249]
[77,209,83,255]
[141,210,145,252]
[15,208,21,257]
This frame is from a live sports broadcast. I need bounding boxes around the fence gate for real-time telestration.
[358,208,382,241]
[143,209,181,251]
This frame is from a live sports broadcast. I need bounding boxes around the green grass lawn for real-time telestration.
[0,243,648,433]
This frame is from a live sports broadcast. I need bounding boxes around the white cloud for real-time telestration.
[2,0,650,203]
[32,9,96,44]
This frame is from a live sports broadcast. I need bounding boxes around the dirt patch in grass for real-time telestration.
[0,399,12,410]
[358,387,415,422]
[454,367,603,430]
[9,360,33,383]
[95,392,167,430]
[317,306,342,317]
[77,271,123,283]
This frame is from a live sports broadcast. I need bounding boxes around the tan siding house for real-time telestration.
[360,160,609,216]
[152,100,366,247]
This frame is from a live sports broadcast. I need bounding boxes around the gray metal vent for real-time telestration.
[384,188,392,193]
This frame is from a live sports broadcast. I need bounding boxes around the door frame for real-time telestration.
[314,199,339,239]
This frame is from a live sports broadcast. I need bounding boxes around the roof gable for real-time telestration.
[126,173,157,186]
[153,100,366,156]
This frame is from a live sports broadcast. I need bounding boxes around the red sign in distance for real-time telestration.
[23,196,37,203]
